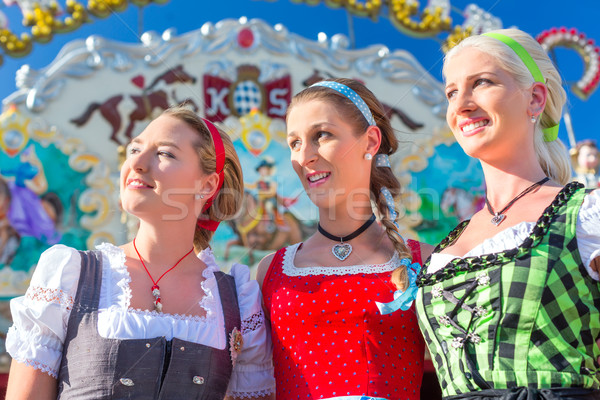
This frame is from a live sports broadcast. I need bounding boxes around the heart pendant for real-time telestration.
[332,243,352,261]
[491,213,506,226]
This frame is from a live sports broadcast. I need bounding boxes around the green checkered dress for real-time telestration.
[416,183,600,397]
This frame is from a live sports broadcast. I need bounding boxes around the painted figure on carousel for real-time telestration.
[246,156,285,229]
[5,106,275,399]
[257,78,432,400]
[0,177,20,266]
[1,144,61,244]
[571,139,600,188]
[416,29,600,399]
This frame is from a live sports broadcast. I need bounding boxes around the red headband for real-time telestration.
[197,118,225,232]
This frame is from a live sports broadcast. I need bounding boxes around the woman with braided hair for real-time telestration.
[257,78,432,399]
[416,29,600,399]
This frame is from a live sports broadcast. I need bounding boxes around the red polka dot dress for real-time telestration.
[263,240,425,400]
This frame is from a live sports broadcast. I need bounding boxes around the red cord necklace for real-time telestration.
[133,237,194,313]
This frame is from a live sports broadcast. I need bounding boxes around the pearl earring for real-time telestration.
[195,193,205,200]
[364,153,373,161]
[530,115,537,124]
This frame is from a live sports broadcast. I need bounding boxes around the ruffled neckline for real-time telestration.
[96,243,218,322]
[417,182,583,287]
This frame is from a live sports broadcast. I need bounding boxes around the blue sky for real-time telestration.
[1,0,599,146]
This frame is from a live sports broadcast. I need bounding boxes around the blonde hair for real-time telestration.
[444,28,572,184]
[162,106,244,251]
[287,78,411,290]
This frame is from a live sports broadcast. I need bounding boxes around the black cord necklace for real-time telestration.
[485,177,550,226]
[318,213,376,261]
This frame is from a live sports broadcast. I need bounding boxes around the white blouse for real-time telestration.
[428,189,600,281]
[6,243,275,398]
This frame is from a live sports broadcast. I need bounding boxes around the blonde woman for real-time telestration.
[416,29,600,399]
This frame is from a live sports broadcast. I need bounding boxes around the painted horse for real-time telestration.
[301,69,424,130]
[70,65,198,145]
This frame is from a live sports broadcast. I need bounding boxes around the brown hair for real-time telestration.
[162,106,244,251]
[287,78,412,290]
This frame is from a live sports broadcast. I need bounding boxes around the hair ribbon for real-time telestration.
[373,154,422,314]
[482,32,559,142]
[311,81,376,126]
[197,118,225,232]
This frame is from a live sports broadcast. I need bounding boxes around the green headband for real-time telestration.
[482,32,559,142]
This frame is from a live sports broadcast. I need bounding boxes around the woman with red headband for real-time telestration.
[5,106,275,399]
[416,29,600,399]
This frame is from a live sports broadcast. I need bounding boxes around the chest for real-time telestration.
[127,266,207,316]
[269,272,397,325]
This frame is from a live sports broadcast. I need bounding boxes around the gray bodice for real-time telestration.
[57,250,240,400]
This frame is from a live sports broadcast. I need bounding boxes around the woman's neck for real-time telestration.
[480,159,550,207]
[132,220,197,266]
[318,203,374,238]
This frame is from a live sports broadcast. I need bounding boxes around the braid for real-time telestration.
[373,186,411,290]
[288,78,416,291]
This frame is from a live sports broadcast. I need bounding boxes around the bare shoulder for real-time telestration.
[419,242,435,261]
[256,252,276,289]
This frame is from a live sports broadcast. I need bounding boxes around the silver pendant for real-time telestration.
[491,213,506,226]
[332,243,352,261]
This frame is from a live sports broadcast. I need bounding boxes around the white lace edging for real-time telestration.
[125,307,214,323]
[199,264,217,320]
[282,243,400,276]
[226,388,275,399]
[96,243,216,319]
[241,310,265,334]
[25,286,74,311]
[13,355,58,379]
[96,243,131,310]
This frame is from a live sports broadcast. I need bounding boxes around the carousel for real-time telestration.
[0,0,598,396]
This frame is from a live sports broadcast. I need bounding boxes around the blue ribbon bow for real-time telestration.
[376,258,421,314]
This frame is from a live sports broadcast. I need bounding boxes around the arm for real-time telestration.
[255,253,275,321]
[577,191,600,362]
[5,245,80,399]
[6,361,57,400]
[225,263,276,400]
[420,242,435,263]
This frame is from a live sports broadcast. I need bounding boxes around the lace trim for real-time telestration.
[97,243,216,319]
[227,388,275,399]
[241,310,265,334]
[25,286,74,311]
[282,242,399,276]
[96,243,131,310]
[199,261,219,319]
[126,307,215,323]
[417,182,583,286]
[19,357,57,378]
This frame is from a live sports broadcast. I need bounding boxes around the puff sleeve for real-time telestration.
[5,245,82,378]
[578,189,600,281]
[226,263,275,399]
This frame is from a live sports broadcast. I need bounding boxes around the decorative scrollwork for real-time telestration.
[0,0,169,66]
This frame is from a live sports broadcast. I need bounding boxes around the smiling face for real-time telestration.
[444,47,533,162]
[120,114,208,222]
[286,99,373,210]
